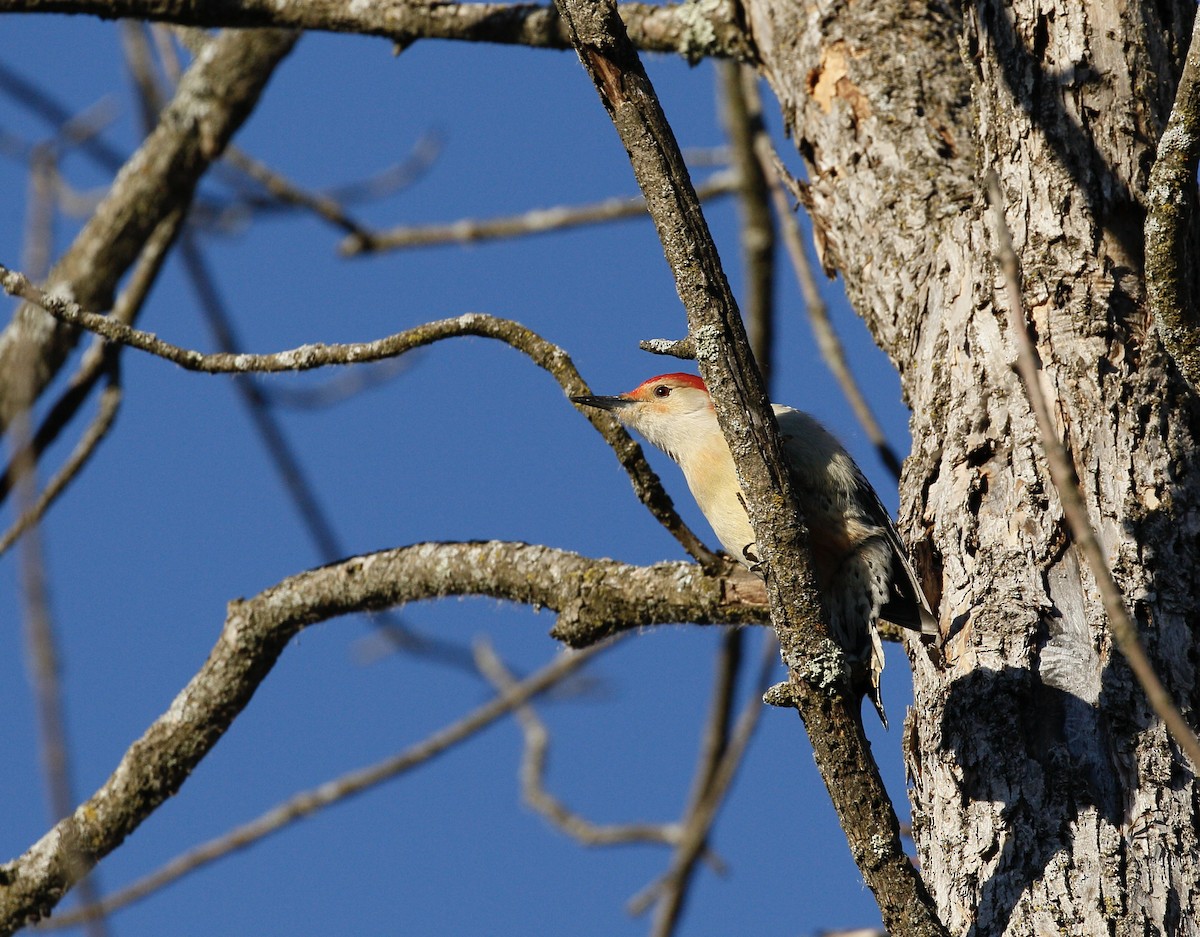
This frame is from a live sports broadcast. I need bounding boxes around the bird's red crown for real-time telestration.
[631,372,708,397]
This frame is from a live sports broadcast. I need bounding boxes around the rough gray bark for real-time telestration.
[741,0,1200,933]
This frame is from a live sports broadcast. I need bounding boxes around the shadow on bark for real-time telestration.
[941,665,1124,937]
[972,0,1191,268]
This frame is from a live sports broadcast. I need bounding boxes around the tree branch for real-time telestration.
[0,27,297,431]
[340,170,738,255]
[0,206,183,511]
[41,640,610,928]
[639,632,775,936]
[0,541,763,933]
[754,136,903,480]
[0,267,719,567]
[718,63,775,383]
[1146,10,1200,394]
[0,376,122,558]
[474,640,685,847]
[547,0,947,933]
[0,0,755,61]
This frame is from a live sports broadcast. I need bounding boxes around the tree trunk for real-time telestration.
[741,0,1200,933]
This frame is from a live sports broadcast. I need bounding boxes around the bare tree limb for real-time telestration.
[0,268,638,375]
[340,170,739,255]
[0,268,719,567]
[219,146,380,241]
[622,70,777,936]
[754,135,903,481]
[547,0,946,933]
[41,640,611,928]
[12,142,108,927]
[0,27,298,431]
[638,631,775,935]
[0,541,764,933]
[0,208,183,510]
[22,146,56,282]
[214,135,443,232]
[0,61,125,170]
[474,640,685,847]
[639,337,695,359]
[10,354,111,937]
[987,172,1200,771]
[15,150,110,936]
[180,234,350,554]
[0,375,122,559]
[718,63,774,383]
[118,25,392,635]
[0,0,755,62]
[1146,11,1200,394]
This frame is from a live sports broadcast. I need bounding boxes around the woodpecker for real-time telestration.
[572,372,936,727]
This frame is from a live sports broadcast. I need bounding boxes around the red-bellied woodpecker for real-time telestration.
[572,372,937,727]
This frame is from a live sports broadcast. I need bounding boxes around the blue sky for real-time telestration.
[0,16,918,936]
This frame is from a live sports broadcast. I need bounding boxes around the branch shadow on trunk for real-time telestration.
[941,664,1126,937]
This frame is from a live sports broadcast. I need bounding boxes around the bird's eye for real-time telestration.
[654,385,671,398]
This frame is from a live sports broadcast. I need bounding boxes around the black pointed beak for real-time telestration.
[570,394,634,412]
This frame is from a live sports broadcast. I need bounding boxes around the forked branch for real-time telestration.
[0,541,766,934]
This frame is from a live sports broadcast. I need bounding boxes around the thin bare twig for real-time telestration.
[0,60,126,170]
[630,632,776,927]
[43,641,610,927]
[120,20,164,128]
[0,264,718,567]
[0,29,299,432]
[0,375,122,559]
[639,337,696,359]
[121,28,434,638]
[0,208,183,511]
[149,22,184,82]
[754,135,902,480]
[474,640,684,847]
[341,170,738,255]
[179,234,348,559]
[155,25,441,231]
[16,135,109,935]
[322,142,446,205]
[624,67,776,937]
[212,147,369,239]
[23,146,55,282]
[638,626,742,933]
[220,135,442,231]
[986,171,1200,771]
[719,63,774,383]
[9,334,110,937]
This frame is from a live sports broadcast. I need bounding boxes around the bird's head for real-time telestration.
[571,373,715,460]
